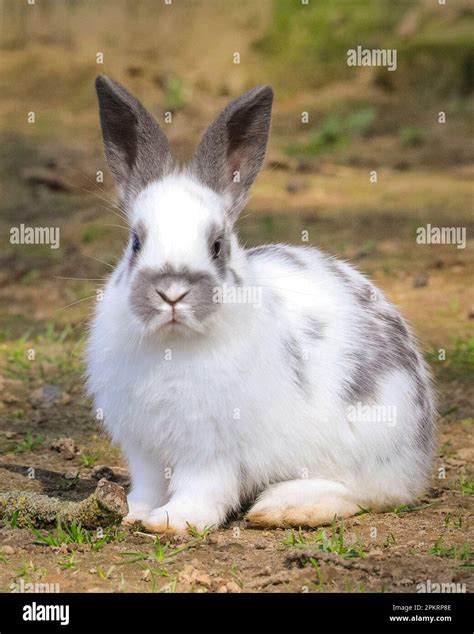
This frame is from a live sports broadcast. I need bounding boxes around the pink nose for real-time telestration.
[156,289,189,306]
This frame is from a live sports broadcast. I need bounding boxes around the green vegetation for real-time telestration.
[164,75,186,112]
[4,510,20,529]
[428,538,472,562]
[29,522,125,551]
[2,322,85,385]
[58,552,77,571]
[286,108,376,157]
[282,519,366,559]
[81,453,99,468]
[255,0,411,86]
[399,126,425,147]
[256,0,474,99]
[427,337,474,380]
[13,431,45,454]
[82,224,107,244]
[459,476,474,496]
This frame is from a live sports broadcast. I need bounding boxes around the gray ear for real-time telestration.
[191,85,273,220]
[95,75,173,201]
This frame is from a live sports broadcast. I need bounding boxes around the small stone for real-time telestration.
[64,470,79,480]
[31,385,63,408]
[88,567,97,574]
[0,545,15,555]
[51,437,77,460]
[217,585,228,593]
[286,176,301,194]
[254,538,267,550]
[91,465,115,481]
[413,272,428,288]
[195,573,212,589]
[142,569,151,582]
[179,565,199,584]
[1,431,18,440]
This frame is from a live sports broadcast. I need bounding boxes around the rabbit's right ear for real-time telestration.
[95,75,173,200]
[191,85,273,222]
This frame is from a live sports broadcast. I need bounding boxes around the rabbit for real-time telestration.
[87,75,435,532]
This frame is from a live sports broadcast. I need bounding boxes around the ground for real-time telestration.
[0,0,472,594]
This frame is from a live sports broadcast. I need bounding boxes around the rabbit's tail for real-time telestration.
[246,478,363,528]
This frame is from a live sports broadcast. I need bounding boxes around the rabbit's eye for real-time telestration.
[132,232,141,254]
[212,239,222,259]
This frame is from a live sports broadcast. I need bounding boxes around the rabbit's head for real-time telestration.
[95,76,273,337]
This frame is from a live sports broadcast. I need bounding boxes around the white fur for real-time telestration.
[87,173,434,530]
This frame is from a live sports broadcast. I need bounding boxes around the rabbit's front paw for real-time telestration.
[142,502,220,534]
[122,500,153,526]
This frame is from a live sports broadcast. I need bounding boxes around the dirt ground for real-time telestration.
[0,0,472,595]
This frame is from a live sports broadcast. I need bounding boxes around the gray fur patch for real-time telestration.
[247,244,307,269]
[283,335,309,397]
[303,316,326,340]
[229,268,243,286]
[327,257,434,450]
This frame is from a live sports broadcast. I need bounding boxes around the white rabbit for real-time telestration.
[87,76,435,532]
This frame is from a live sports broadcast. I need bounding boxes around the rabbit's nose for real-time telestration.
[156,289,189,306]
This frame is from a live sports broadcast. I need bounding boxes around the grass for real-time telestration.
[427,337,474,380]
[186,524,212,539]
[399,126,425,148]
[459,476,474,496]
[96,565,115,580]
[13,431,45,454]
[229,561,243,589]
[286,107,376,157]
[428,538,472,562]
[164,75,186,112]
[282,519,366,559]
[82,224,107,244]
[443,514,464,529]
[119,530,210,571]
[3,510,20,529]
[29,522,125,551]
[2,325,85,384]
[81,453,99,468]
[58,552,77,571]
[308,556,325,589]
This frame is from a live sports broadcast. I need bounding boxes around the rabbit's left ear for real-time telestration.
[191,85,273,221]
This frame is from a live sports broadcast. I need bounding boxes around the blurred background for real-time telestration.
[0,0,472,360]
